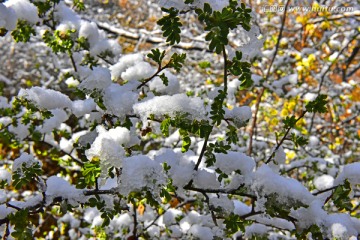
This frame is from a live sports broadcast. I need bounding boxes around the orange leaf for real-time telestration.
[137,204,145,216]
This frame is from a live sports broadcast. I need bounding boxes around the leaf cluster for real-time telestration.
[195,1,252,53]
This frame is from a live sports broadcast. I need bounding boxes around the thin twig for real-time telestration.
[248,0,291,156]
[265,110,307,163]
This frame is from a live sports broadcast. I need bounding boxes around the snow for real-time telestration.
[233,200,251,216]
[8,194,43,209]
[78,67,112,92]
[121,61,155,82]
[251,165,315,205]
[209,195,234,214]
[0,3,17,31]
[54,2,81,31]
[110,53,144,80]
[18,87,72,110]
[335,162,360,186]
[4,0,39,25]
[274,146,286,165]
[0,96,10,109]
[102,84,138,119]
[8,121,29,140]
[133,93,206,123]
[188,224,214,240]
[193,168,220,189]
[314,175,334,191]
[45,176,84,206]
[119,155,165,197]
[12,153,41,172]
[71,98,96,117]
[90,38,121,57]
[85,126,131,168]
[37,108,69,134]
[0,204,15,219]
[149,70,180,95]
[326,213,360,239]
[290,199,327,230]
[153,148,195,188]
[224,106,252,128]
[58,213,81,228]
[245,223,268,238]
[161,208,183,225]
[0,169,11,185]
[215,151,255,177]
[78,21,100,48]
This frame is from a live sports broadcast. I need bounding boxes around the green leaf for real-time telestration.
[147,48,166,65]
[283,116,297,128]
[179,129,191,152]
[168,53,186,72]
[160,118,171,137]
[198,61,211,69]
[157,8,182,45]
[332,179,352,211]
[159,73,169,86]
[305,94,328,113]
[11,20,36,43]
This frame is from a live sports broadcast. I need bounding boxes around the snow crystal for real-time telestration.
[86,126,131,168]
[251,165,315,205]
[8,121,29,140]
[4,0,39,24]
[193,169,220,189]
[58,213,81,228]
[0,204,15,219]
[274,146,286,165]
[0,4,17,31]
[78,21,100,48]
[78,67,112,92]
[12,153,41,172]
[224,106,252,128]
[8,194,43,209]
[102,84,138,119]
[308,135,320,147]
[71,98,96,117]
[149,70,180,95]
[133,93,206,123]
[326,213,360,239]
[188,224,214,240]
[233,200,251,216]
[45,176,84,205]
[0,169,11,185]
[245,223,268,238]
[169,225,182,238]
[235,24,264,60]
[90,38,121,57]
[303,92,317,101]
[210,195,234,214]
[54,2,81,30]
[162,209,183,225]
[0,96,10,109]
[147,225,160,238]
[153,148,194,188]
[119,155,165,197]
[335,162,360,186]
[179,210,202,232]
[110,53,144,80]
[215,151,255,177]
[18,87,72,110]
[38,109,69,134]
[314,175,334,191]
[290,199,327,230]
[121,61,155,82]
